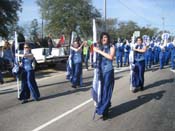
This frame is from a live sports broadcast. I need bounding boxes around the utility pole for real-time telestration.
[162,17,165,33]
[42,13,44,40]
[104,0,107,32]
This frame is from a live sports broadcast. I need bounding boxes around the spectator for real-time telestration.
[2,41,14,67]
[83,41,90,70]
[48,33,54,55]
[0,58,4,84]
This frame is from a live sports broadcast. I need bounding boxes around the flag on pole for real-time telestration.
[91,19,102,119]
[14,31,20,98]
[66,32,74,81]
[129,36,135,91]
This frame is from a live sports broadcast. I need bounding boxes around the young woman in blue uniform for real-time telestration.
[154,41,160,64]
[169,40,175,70]
[93,32,115,120]
[17,43,40,104]
[0,71,4,84]
[115,39,124,68]
[132,37,147,92]
[70,41,84,88]
[124,40,131,66]
[159,41,166,69]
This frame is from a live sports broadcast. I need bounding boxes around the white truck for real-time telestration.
[18,42,69,69]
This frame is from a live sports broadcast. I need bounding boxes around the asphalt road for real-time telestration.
[0,65,175,131]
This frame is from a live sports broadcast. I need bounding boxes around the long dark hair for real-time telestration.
[136,36,143,43]
[100,32,111,44]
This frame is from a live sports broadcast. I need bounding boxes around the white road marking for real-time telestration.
[32,98,93,131]
[170,69,175,73]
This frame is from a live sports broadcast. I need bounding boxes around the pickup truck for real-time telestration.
[17,42,69,69]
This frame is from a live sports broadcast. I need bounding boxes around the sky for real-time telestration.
[18,0,175,34]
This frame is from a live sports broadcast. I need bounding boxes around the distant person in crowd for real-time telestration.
[83,41,90,70]
[59,33,65,45]
[132,37,147,93]
[0,59,4,84]
[16,43,40,104]
[2,41,14,67]
[169,39,175,70]
[145,41,154,69]
[93,32,115,120]
[70,40,84,88]
[165,40,171,65]
[159,40,166,69]
[48,33,54,55]
[115,38,124,68]
[124,39,131,66]
[153,40,160,64]
[89,44,94,68]
[57,33,65,48]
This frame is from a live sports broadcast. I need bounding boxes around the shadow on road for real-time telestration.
[145,65,171,72]
[109,90,166,119]
[39,76,123,88]
[39,86,91,101]
[144,78,174,91]
[0,88,17,95]
[39,76,123,101]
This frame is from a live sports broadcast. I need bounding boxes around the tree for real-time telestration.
[96,18,118,40]
[0,0,22,38]
[36,0,101,43]
[116,21,140,40]
[140,27,158,38]
[30,19,39,42]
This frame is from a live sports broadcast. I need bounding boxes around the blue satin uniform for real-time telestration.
[115,42,124,67]
[153,43,160,64]
[96,45,114,116]
[132,44,145,89]
[19,55,40,101]
[124,43,130,66]
[169,43,175,69]
[159,45,166,69]
[71,50,83,87]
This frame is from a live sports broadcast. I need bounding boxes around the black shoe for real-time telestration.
[35,98,40,101]
[102,112,109,121]
[132,89,138,93]
[140,86,144,91]
[21,100,28,104]
[102,108,109,120]
[71,85,77,88]
[0,80,4,84]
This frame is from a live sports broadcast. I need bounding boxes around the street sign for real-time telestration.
[133,31,140,37]
[162,33,169,40]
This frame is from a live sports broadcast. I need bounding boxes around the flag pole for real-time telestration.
[15,31,20,98]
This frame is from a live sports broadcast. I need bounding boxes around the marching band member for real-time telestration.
[169,39,175,70]
[124,40,131,66]
[0,70,4,84]
[115,38,124,68]
[16,43,40,104]
[159,40,166,69]
[70,40,84,88]
[132,37,147,92]
[93,32,115,120]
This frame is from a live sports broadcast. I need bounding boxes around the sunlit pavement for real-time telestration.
[0,65,175,131]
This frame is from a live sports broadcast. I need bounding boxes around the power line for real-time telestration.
[117,0,175,29]
[118,0,154,25]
